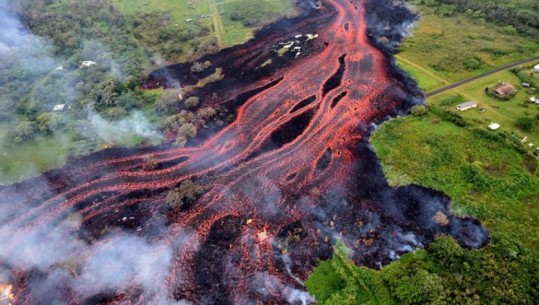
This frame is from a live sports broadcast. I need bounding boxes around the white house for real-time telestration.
[534,64,539,73]
[456,101,478,111]
[488,122,500,131]
[80,61,96,68]
[53,104,65,111]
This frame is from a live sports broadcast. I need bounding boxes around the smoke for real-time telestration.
[0,191,183,304]
[85,109,162,144]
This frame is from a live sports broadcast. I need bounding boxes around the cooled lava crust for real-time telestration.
[0,0,488,304]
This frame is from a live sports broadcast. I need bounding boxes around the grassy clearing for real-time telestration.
[215,0,299,47]
[0,126,72,184]
[112,0,298,53]
[428,68,539,145]
[396,56,447,91]
[370,113,539,252]
[397,4,539,85]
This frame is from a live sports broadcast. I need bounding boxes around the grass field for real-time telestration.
[428,67,539,145]
[111,0,298,53]
[397,4,539,89]
[370,114,539,251]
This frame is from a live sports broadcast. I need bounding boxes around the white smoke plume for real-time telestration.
[86,110,163,144]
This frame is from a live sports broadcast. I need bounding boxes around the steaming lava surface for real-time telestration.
[0,0,489,304]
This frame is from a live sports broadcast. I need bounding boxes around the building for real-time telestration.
[488,122,500,130]
[53,104,65,112]
[456,101,478,111]
[80,61,96,68]
[494,84,515,98]
[534,64,539,73]
[522,82,531,88]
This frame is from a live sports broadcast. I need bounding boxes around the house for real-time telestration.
[494,84,515,98]
[456,101,478,111]
[53,104,65,112]
[534,64,539,73]
[488,122,500,130]
[522,82,531,88]
[80,61,96,68]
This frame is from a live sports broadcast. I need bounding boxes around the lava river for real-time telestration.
[0,0,488,304]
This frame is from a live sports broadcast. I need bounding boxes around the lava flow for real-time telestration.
[0,0,488,304]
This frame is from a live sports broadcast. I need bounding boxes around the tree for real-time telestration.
[142,155,159,171]
[37,112,63,133]
[174,123,197,147]
[410,105,428,117]
[166,179,204,209]
[184,96,200,108]
[190,61,205,73]
[13,120,36,143]
[515,116,535,132]
[155,90,181,114]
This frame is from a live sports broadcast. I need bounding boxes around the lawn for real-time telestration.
[428,68,539,145]
[397,3,539,86]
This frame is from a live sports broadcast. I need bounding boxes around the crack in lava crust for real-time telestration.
[0,0,488,304]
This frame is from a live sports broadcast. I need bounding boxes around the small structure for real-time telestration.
[494,84,515,98]
[456,101,478,111]
[531,97,537,103]
[80,61,96,68]
[55,66,64,71]
[534,64,539,73]
[185,18,193,23]
[488,122,500,131]
[521,136,528,144]
[522,82,531,88]
[53,104,65,112]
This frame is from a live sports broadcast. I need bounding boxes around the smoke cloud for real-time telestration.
[85,110,163,144]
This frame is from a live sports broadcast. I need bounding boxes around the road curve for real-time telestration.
[426,55,539,98]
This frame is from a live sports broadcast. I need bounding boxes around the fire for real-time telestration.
[0,284,14,305]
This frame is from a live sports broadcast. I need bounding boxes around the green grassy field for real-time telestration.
[397,4,539,89]
[215,0,298,47]
[112,0,297,52]
[0,125,72,184]
[428,68,539,145]
[370,114,539,251]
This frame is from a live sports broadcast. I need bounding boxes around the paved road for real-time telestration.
[426,55,539,98]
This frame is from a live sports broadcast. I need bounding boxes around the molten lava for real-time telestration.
[0,284,14,305]
[0,0,488,304]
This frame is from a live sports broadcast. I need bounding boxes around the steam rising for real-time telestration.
[86,110,163,144]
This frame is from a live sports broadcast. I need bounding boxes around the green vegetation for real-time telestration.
[429,68,539,145]
[215,0,298,46]
[0,0,296,184]
[370,110,539,248]
[397,2,539,88]
[166,179,204,209]
[307,236,539,304]
[418,0,539,40]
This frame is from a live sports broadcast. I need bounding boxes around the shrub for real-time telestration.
[515,116,535,132]
[410,105,428,117]
[184,96,200,108]
[166,179,204,209]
